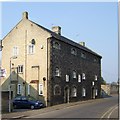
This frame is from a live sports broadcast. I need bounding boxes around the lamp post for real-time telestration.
[9,56,17,112]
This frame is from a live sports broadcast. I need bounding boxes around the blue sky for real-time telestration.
[1,2,118,83]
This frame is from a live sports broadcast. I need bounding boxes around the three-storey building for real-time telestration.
[1,12,102,106]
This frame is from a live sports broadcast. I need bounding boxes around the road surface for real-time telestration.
[25,94,118,119]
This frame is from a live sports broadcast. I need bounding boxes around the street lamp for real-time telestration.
[9,56,17,112]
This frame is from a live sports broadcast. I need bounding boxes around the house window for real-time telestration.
[71,48,77,55]
[73,71,77,78]
[66,75,69,82]
[82,73,86,80]
[78,74,81,82]
[55,67,61,77]
[95,89,98,96]
[17,84,21,95]
[94,58,97,62]
[27,84,30,95]
[81,52,86,59]
[13,46,19,57]
[28,44,35,54]
[53,41,61,49]
[71,86,77,97]
[39,84,43,95]
[54,85,61,95]
[95,75,98,81]
[18,65,23,73]
[92,81,95,86]
[82,87,86,97]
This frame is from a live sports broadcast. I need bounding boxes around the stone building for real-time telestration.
[1,12,102,106]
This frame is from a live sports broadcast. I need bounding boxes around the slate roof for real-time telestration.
[31,20,102,58]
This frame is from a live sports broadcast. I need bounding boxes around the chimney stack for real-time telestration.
[52,26,61,35]
[22,11,28,19]
[80,42,85,47]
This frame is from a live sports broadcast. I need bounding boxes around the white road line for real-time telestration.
[100,104,118,119]
[107,106,118,118]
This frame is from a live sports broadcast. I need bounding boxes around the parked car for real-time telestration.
[12,96,45,109]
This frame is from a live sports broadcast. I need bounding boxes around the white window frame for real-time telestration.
[73,71,77,78]
[66,75,69,82]
[82,73,86,80]
[55,67,61,77]
[82,87,86,97]
[81,52,86,58]
[39,84,43,95]
[18,65,23,73]
[17,84,21,95]
[95,75,98,81]
[13,46,19,57]
[28,44,35,54]
[92,81,95,86]
[95,89,98,96]
[71,48,77,55]
[78,74,81,82]
[53,41,61,50]
[71,87,77,97]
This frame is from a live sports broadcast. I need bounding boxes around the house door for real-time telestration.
[64,86,69,103]
[92,88,95,99]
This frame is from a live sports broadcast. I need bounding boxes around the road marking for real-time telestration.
[100,104,118,119]
[107,106,118,118]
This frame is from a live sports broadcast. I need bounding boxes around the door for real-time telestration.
[64,86,69,103]
[92,88,95,99]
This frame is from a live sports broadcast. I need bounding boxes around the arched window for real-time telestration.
[82,73,86,80]
[95,89,98,96]
[71,48,77,55]
[82,87,86,97]
[55,67,61,76]
[54,85,61,95]
[28,44,35,54]
[73,71,77,78]
[95,75,98,81]
[53,41,61,49]
[71,86,77,97]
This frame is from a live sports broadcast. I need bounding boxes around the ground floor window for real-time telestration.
[54,85,61,95]
[71,86,77,97]
[95,89,98,96]
[82,87,86,97]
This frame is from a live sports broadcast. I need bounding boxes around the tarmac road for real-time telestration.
[26,94,118,119]
[2,94,119,119]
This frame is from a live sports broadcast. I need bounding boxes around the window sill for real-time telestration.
[55,75,61,77]
[71,96,77,98]
[18,72,23,74]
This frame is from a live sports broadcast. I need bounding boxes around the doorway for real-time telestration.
[64,86,69,103]
[92,87,95,99]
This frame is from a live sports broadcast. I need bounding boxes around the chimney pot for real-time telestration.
[22,11,28,19]
[52,26,61,35]
[80,42,85,47]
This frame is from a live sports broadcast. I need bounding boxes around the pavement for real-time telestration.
[2,98,103,119]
